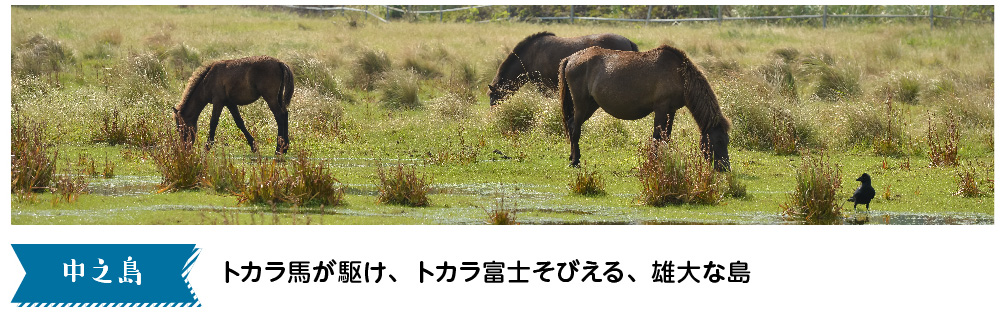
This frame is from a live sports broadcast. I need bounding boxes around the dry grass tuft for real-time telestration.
[781,154,843,224]
[376,162,431,207]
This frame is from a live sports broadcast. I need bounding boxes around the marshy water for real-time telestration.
[12,173,993,225]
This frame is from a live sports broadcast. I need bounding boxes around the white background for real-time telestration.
[4,2,1002,319]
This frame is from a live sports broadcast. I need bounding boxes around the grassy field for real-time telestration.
[9,6,994,225]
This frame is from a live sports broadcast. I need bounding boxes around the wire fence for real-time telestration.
[280,5,993,28]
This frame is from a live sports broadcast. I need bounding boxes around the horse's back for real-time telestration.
[208,56,286,106]
[525,33,639,87]
[564,47,683,119]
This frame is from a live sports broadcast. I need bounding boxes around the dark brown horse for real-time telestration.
[558,45,731,171]
[173,56,294,154]
[488,31,638,106]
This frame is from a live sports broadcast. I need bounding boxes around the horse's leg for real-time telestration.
[206,104,225,150]
[226,105,258,153]
[653,109,675,141]
[569,102,599,168]
[270,108,290,155]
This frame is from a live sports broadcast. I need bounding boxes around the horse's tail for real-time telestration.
[278,62,294,112]
[558,57,574,139]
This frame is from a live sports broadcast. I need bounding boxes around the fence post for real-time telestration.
[929,5,934,29]
[439,5,443,22]
[570,5,575,23]
[646,5,652,26]
[717,5,722,26]
[385,5,390,21]
[822,5,827,29]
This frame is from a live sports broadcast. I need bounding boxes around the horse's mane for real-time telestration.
[660,45,731,132]
[512,31,555,55]
[492,32,556,88]
[176,63,213,111]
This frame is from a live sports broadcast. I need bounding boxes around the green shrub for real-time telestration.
[770,107,798,155]
[125,52,169,88]
[429,92,473,121]
[813,65,860,101]
[352,49,392,91]
[287,53,347,100]
[725,173,748,199]
[376,163,431,207]
[164,43,202,79]
[781,155,843,224]
[380,71,421,109]
[91,109,161,147]
[637,140,726,206]
[293,86,347,141]
[92,108,129,146]
[892,74,921,104]
[492,90,546,134]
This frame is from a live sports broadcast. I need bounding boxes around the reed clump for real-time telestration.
[781,155,843,224]
[569,169,606,196]
[637,140,725,206]
[11,117,59,194]
[376,162,431,207]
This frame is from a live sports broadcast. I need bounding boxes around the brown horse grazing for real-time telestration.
[558,45,732,172]
[488,31,638,107]
[173,56,294,154]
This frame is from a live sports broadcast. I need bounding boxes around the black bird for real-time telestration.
[847,173,876,210]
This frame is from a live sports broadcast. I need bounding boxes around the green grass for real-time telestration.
[10,6,994,225]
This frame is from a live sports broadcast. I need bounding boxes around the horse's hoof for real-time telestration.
[569,161,581,168]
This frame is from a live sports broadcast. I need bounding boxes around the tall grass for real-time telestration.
[149,128,205,192]
[637,140,725,206]
[11,117,59,194]
[954,160,992,198]
[927,111,960,167]
[380,70,421,109]
[201,151,246,194]
[376,162,431,207]
[12,33,69,79]
[236,151,345,206]
[569,169,606,196]
[781,155,843,224]
[352,49,392,91]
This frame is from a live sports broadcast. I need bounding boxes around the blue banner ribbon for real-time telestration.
[12,244,201,307]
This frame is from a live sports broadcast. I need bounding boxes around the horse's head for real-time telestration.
[487,84,505,107]
[701,127,730,172]
[172,107,196,143]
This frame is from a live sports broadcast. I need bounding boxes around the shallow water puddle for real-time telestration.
[87,175,160,196]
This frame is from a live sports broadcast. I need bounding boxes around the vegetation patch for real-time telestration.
[927,111,960,167]
[781,155,843,224]
[376,163,431,207]
[569,169,606,196]
[11,117,59,194]
[637,140,726,206]
[149,128,205,192]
